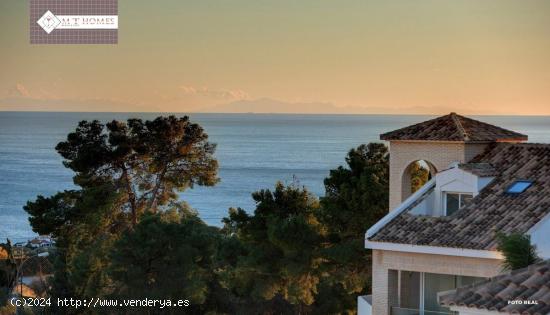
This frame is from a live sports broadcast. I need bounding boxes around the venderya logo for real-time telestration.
[30,0,118,44]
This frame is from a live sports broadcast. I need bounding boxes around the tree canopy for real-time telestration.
[316,143,389,313]
[54,116,218,225]
[23,116,220,311]
[409,161,430,194]
[0,240,16,310]
[320,143,389,236]
[220,183,324,311]
[109,208,220,313]
[218,143,390,314]
[22,116,392,314]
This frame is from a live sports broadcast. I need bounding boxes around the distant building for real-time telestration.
[358,113,550,315]
[28,235,55,248]
[28,239,41,248]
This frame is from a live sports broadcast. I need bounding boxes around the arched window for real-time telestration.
[401,160,437,201]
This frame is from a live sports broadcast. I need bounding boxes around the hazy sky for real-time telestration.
[1,0,550,114]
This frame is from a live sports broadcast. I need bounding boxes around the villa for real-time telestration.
[358,113,550,315]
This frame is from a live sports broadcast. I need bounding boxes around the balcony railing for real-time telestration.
[391,307,458,315]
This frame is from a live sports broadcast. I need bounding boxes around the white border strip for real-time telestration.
[365,240,503,259]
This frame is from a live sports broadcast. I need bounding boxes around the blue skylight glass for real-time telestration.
[506,180,533,194]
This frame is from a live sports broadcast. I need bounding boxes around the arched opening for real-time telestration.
[401,160,437,201]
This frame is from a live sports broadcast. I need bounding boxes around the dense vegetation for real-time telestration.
[0,242,16,314]
[497,233,541,271]
[409,161,430,193]
[17,116,390,314]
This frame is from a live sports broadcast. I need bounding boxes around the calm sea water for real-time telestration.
[1,112,549,242]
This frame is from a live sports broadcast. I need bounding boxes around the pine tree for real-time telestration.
[24,116,219,310]
[316,143,389,313]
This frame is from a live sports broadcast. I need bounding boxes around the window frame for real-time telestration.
[505,180,534,194]
[444,192,473,216]
[392,270,487,314]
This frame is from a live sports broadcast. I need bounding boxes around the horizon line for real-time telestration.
[1,110,550,117]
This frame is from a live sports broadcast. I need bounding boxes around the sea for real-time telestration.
[1,112,549,242]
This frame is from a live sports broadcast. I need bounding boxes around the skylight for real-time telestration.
[506,180,533,194]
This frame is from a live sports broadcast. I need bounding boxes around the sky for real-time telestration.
[1,0,550,115]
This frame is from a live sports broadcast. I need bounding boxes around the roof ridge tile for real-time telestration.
[451,112,470,141]
[380,113,528,142]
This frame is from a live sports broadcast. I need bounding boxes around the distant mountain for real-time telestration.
[1,95,504,115]
[0,97,160,112]
[201,98,501,115]
[202,98,346,114]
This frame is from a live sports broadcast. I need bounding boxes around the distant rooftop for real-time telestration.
[380,113,528,142]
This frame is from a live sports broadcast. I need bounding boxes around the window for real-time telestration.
[445,192,473,215]
[506,180,533,194]
[391,271,485,315]
[423,273,485,313]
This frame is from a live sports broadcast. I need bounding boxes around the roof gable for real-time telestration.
[380,113,528,142]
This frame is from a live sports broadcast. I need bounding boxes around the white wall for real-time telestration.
[477,177,494,192]
[529,214,550,259]
[435,168,476,216]
[371,250,502,315]
[409,190,436,216]
[387,141,489,211]
[437,168,477,193]
[400,166,495,217]
[388,141,468,211]
[357,295,372,315]
[403,167,475,217]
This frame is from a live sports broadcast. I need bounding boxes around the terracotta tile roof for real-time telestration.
[458,163,499,177]
[380,113,528,142]
[439,261,550,314]
[369,143,550,250]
